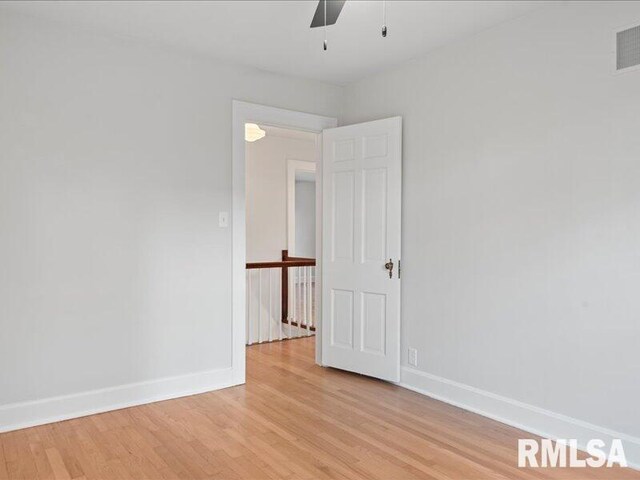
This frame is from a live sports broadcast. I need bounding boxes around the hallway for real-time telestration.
[1,338,637,479]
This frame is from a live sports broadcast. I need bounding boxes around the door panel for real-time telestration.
[334,139,355,162]
[362,168,387,263]
[322,117,401,382]
[360,292,386,355]
[331,171,355,262]
[330,289,354,348]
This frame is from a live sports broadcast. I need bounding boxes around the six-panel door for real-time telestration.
[322,117,401,382]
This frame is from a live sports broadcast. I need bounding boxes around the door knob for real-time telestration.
[384,259,394,279]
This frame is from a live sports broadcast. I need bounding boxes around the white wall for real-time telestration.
[343,0,640,461]
[295,180,316,258]
[0,11,341,426]
[245,136,316,262]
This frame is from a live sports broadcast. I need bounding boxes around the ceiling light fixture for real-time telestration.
[245,123,266,142]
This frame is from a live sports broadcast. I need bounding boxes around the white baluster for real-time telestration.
[307,266,312,335]
[293,267,300,337]
[247,264,315,345]
[268,268,273,343]
[258,269,262,343]
[291,267,296,338]
[302,266,307,331]
[288,267,292,338]
[298,267,307,336]
[277,269,282,341]
[246,270,251,345]
[309,266,313,331]
[297,267,302,337]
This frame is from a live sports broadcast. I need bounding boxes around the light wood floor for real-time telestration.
[1,337,637,480]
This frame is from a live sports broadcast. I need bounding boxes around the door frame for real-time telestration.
[232,100,337,383]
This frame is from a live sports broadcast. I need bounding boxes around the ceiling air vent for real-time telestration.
[616,23,640,72]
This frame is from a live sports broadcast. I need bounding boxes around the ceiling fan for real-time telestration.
[309,0,346,29]
[310,0,387,50]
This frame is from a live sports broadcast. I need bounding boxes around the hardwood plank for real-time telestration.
[44,449,71,480]
[1,337,638,480]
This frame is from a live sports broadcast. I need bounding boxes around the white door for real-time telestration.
[321,117,401,382]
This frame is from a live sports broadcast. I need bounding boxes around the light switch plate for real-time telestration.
[219,212,229,228]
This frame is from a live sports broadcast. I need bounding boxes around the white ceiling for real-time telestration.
[1,1,545,85]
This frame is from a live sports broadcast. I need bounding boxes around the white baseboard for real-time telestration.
[0,367,239,433]
[399,366,640,470]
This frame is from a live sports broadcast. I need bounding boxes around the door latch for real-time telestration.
[384,258,394,279]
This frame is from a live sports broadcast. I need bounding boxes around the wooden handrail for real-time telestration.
[246,259,315,269]
[283,255,315,262]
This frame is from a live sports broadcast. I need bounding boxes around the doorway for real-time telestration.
[232,101,402,386]
[232,100,337,383]
[245,125,318,345]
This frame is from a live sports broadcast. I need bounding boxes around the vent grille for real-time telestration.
[617,24,640,71]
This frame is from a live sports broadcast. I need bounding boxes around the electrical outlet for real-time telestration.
[408,347,418,367]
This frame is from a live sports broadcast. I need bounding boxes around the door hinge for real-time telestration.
[398,259,401,279]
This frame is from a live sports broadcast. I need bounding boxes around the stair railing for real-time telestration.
[246,250,315,344]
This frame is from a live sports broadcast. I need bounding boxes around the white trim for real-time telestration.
[313,132,325,366]
[0,367,234,433]
[232,101,337,370]
[286,159,317,256]
[399,366,640,470]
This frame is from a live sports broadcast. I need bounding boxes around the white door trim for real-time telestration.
[286,159,317,257]
[232,100,337,382]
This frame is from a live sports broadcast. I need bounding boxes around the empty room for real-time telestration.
[0,1,639,479]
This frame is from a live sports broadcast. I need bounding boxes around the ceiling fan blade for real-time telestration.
[310,0,346,28]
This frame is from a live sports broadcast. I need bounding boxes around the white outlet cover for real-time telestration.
[408,347,418,367]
